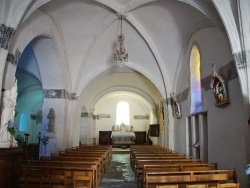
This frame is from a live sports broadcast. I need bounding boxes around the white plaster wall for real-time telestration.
[174,27,247,185]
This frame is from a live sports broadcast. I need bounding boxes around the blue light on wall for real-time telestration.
[190,45,202,114]
[19,113,28,132]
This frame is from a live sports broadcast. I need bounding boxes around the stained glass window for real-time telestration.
[190,45,202,114]
[116,101,130,125]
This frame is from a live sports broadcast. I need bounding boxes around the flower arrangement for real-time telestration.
[7,121,18,135]
[246,164,250,175]
[41,135,49,145]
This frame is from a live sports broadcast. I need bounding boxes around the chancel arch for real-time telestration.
[92,91,155,146]
[75,66,164,146]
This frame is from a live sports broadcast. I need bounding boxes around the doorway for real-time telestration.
[186,112,208,162]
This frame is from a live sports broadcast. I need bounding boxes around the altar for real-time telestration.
[111,131,135,146]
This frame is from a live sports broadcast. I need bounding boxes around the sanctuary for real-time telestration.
[111,124,135,147]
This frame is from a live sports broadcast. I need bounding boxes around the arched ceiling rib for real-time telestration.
[94,90,153,115]
[75,13,117,92]
[21,0,51,23]
[94,0,158,13]
[12,0,227,114]
[90,87,156,112]
[177,0,224,30]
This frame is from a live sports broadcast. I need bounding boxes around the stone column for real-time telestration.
[86,108,95,145]
[80,112,88,144]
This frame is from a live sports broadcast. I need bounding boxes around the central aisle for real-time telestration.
[99,151,137,188]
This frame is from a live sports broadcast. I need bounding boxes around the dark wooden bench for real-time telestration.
[140,163,217,188]
[145,169,237,188]
[21,165,94,188]
[25,160,98,185]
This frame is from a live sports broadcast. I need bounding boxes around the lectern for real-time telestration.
[0,147,23,188]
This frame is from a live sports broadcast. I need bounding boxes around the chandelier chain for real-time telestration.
[114,14,128,67]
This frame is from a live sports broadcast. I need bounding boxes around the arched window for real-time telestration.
[190,45,202,114]
[116,101,130,125]
[19,113,28,131]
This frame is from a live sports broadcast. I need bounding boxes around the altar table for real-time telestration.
[111,132,135,145]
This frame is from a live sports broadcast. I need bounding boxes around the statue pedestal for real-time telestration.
[0,139,18,148]
[0,147,23,188]
[0,141,10,148]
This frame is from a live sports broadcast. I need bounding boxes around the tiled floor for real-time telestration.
[99,152,137,188]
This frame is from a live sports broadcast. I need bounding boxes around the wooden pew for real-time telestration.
[140,163,217,188]
[133,155,189,169]
[48,156,103,181]
[62,147,112,166]
[131,153,181,168]
[130,145,178,168]
[23,157,103,187]
[156,185,179,188]
[186,185,208,188]
[57,152,109,172]
[144,169,237,188]
[73,171,92,188]
[130,146,171,161]
[21,145,111,188]
[214,183,240,188]
[21,165,94,188]
[135,158,202,174]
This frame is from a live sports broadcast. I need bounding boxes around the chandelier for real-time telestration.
[114,14,128,67]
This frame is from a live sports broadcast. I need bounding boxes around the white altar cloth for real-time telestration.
[111,132,135,138]
[111,131,135,144]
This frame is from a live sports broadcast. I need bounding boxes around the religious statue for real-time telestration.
[210,63,230,107]
[0,80,18,147]
[130,125,133,132]
[120,123,126,132]
[172,93,181,118]
[47,108,55,132]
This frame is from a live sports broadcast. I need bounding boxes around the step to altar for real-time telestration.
[112,147,130,154]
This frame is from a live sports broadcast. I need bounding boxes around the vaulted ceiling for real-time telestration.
[15,0,225,111]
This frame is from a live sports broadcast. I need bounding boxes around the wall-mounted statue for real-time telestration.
[210,63,230,108]
[47,108,55,132]
[130,125,133,132]
[171,93,181,118]
[0,80,18,147]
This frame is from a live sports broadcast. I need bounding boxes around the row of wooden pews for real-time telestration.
[20,145,112,188]
[130,145,238,188]
[156,183,240,187]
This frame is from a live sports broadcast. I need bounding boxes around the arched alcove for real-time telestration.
[15,42,43,144]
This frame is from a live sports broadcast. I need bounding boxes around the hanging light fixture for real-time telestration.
[114,14,128,67]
